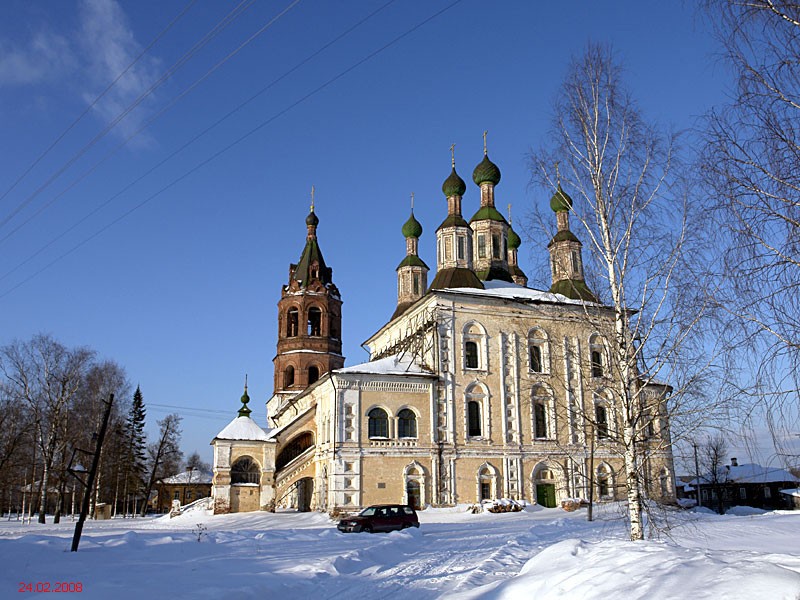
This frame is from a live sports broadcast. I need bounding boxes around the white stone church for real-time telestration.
[210,143,676,514]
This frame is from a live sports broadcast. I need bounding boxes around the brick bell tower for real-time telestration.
[272,190,344,407]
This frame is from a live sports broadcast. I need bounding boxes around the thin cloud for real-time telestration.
[0,0,161,143]
[0,31,77,85]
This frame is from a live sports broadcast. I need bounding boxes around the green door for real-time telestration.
[536,484,556,508]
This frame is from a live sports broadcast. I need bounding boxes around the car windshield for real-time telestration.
[359,507,377,516]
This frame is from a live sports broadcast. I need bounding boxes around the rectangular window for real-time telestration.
[530,345,542,372]
[591,351,604,378]
[413,273,420,295]
[534,403,548,438]
[571,250,579,274]
[480,482,491,501]
[739,487,746,500]
[764,486,772,499]
[465,341,479,369]
[457,236,466,260]
[595,405,609,439]
[492,234,501,259]
[477,234,486,258]
[444,237,453,261]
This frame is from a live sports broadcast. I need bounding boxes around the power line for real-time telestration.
[0,0,198,207]
[0,0,258,232]
[0,0,397,284]
[0,0,305,252]
[0,0,465,300]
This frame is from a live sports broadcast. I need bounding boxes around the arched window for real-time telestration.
[308,307,322,336]
[590,335,605,378]
[465,341,479,369]
[308,366,320,385]
[230,457,260,484]
[528,327,549,374]
[398,409,417,438]
[467,401,482,437]
[287,309,299,337]
[368,408,389,438]
[463,322,487,371]
[284,365,295,388]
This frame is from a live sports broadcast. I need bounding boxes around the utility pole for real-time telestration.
[693,441,702,509]
[70,394,114,552]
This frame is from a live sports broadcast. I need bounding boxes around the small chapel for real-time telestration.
[210,139,676,514]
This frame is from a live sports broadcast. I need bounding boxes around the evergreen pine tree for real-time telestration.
[122,385,147,515]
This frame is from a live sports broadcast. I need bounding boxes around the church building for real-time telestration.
[211,141,676,513]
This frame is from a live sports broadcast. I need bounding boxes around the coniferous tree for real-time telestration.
[122,386,147,516]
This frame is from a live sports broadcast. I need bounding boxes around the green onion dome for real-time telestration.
[442,167,467,198]
[507,225,521,250]
[472,154,501,186]
[550,185,573,212]
[305,209,319,226]
[238,386,251,417]
[401,212,423,238]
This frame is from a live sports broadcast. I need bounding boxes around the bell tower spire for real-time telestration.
[270,192,345,410]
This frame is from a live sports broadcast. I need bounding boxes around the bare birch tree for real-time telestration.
[0,335,94,523]
[529,44,711,540]
[701,0,800,455]
[140,413,182,516]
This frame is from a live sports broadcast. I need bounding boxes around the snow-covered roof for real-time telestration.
[335,353,436,376]
[689,463,800,486]
[780,488,800,498]
[213,415,271,442]
[160,469,212,485]
[444,280,591,306]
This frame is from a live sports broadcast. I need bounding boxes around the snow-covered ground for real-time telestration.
[2,503,800,599]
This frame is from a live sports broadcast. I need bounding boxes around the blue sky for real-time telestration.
[0,0,743,463]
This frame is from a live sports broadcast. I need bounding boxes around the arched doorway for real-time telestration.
[532,462,562,508]
[404,462,426,509]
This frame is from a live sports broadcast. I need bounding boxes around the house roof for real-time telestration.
[689,463,800,486]
[213,415,271,442]
[159,469,212,485]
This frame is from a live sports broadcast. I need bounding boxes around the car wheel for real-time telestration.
[362,525,373,534]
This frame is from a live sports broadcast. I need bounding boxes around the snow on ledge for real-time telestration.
[336,353,435,376]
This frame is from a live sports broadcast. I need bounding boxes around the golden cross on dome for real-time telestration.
[483,130,488,155]
[508,203,513,225]
[410,192,415,211]
[450,143,456,167]
[310,185,315,211]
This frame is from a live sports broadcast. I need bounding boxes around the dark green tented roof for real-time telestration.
[396,255,429,270]
[428,267,484,291]
[550,186,574,212]
[442,167,467,198]
[293,238,332,287]
[472,154,501,186]
[401,212,423,238]
[550,278,598,303]
[390,299,418,321]
[469,205,508,224]
[436,214,471,231]
[507,226,521,249]
[474,266,514,283]
[548,229,581,246]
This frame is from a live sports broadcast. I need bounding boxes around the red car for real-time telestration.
[337,504,419,533]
